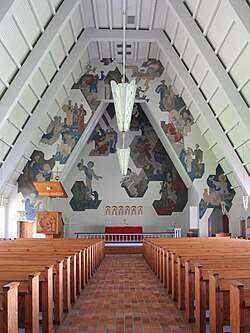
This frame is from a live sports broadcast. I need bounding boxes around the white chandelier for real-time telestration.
[117,147,130,176]
[243,195,249,211]
[111,0,136,176]
[111,80,136,132]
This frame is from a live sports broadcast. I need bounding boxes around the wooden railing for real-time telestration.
[75,228,182,242]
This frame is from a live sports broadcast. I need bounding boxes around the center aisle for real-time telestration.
[58,254,192,333]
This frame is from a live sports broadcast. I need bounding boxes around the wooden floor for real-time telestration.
[57,254,192,333]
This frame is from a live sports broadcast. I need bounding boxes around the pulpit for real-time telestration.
[36,211,64,238]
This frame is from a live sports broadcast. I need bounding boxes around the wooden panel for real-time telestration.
[105,246,143,255]
[19,221,33,238]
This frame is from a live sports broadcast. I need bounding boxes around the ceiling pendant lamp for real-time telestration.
[117,146,130,177]
[111,0,136,133]
[111,80,136,132]
[111,0,135,176]
[243,195,249,211]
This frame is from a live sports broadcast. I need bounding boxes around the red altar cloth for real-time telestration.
[105,226,143,241]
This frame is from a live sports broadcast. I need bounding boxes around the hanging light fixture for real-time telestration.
[243,195,248,211]
[117,132,130,176]
[111,0,136,176]
[111,0,136,133]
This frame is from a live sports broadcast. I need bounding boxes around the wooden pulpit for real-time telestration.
[36,211,64,238]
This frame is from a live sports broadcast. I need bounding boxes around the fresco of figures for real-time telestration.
[88,104,118,156]
[17,150,54,220]
[72,62,109,112]
[179,144,205,181]
[125,105,188,215]
[72,59,164,112]
[161,107,194,146]
[40,101,88,164]
[70,159,102,211]
[199,164,235,218]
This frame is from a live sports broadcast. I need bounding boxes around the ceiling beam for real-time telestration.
[226,0,250,42]
[0,0,22,31]
[0,29,92,193]
[156,29,250,196]
[167,0,250,136]
[0,0,82,133]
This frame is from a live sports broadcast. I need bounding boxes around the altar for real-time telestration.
[105,226,143,241]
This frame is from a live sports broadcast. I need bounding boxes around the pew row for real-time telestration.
[143,237,250,333]
[0,238,105,333]
[230,280,250,333]
[0,282,19,333]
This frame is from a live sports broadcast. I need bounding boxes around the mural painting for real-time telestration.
[199,164,235,218]
[155,82,185,112]
[17,150,54,220]
[88,123,117,156]
[73,59,164,113]
[153,171,187,215]
[122,105,188,214]
[179,144,205,181]
[72,63,109,112]
[126,59,164,101]
[120,168,148,197]
[40,101,88,165]
[161,107,193,146]
[70,159,102,211]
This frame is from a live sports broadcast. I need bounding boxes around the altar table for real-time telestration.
[105,226,143,241]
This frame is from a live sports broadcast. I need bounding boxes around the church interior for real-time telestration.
[0,0,249,332]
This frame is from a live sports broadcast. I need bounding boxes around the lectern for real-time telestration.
[36,211,64,238]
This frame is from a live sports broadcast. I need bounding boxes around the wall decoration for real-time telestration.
[17,151,50,219]
[125,206,131,215]
[69,180,101,211]
[199,164,236,218]
[120,168,148,197]
[138,206,143,215]
[118,104,187,214]
[153,171,187,215]
[127,59,164,91]
[39,101,88,165]
[131,206,137,215]
[155,82,186,112]
[118,206,124,216]
[72,62,109,112]
[161,108,193,145]
[18,150,55,198]
[105,206,111,215]
[70,159,102,211]
[112,206,117,215]
[105,205,144,216]
[179,144,205,181]
[40,116,64,145]
[88,123,117,156]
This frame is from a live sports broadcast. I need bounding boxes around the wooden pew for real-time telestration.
[230,280,250,333]
[184,258,250,325]
[0,272,40,333]
[0,259,63,333]
[0,282,19,333]
[143,238,250,333]
[209,272,250,333]
[0,238,105,333]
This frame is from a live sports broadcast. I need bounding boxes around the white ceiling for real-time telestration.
[0,0,249,198]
